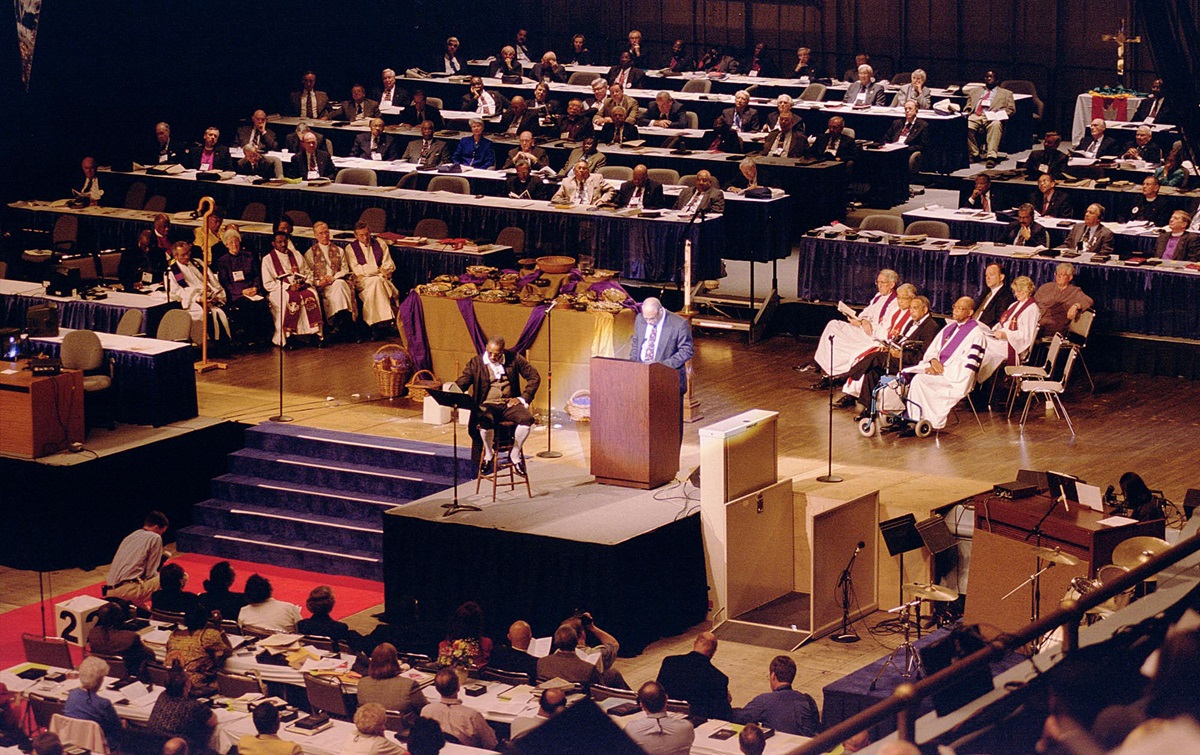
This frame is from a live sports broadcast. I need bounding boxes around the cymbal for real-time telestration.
[1032,546,1081,566]
[903,582,959,602]
[1113,537,1172,568]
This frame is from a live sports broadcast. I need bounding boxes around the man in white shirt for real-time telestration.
[75,156,103,205]
[624,681,694,755]
[441,36,464,74]
[104,511,169,605]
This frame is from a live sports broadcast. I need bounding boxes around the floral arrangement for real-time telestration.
[438,638,481,669]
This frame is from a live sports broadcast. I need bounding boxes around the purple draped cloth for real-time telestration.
[455,298,488,354]
[454,298,550,355]
[398,291,433,372]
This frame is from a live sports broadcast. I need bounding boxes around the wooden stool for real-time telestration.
[475,422,532,501]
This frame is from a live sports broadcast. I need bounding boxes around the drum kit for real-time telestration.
[869,581,959,689]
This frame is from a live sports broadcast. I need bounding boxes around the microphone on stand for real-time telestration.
[544,298,558,312]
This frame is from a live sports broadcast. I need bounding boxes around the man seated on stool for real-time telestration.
[456,336,540,476]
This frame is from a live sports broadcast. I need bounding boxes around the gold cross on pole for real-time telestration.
[1101,18,1141,80]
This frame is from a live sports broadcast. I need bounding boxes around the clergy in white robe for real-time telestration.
[262,231,323,346]
[841,283,915,400]
[814,269,901,377]
[978,276,1041,381]
[305,221,356,321]
[164,241,229,343]
[904,296,988,430]
[345,222,399,327]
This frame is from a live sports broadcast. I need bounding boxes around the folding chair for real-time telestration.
[1019,347,1079,436]
[1005,333,1064,418]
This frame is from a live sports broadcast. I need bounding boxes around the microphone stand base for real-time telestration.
[536,450,563,459]
[831,633,861,643]
[817,474,844,483]
[269,414,294,422]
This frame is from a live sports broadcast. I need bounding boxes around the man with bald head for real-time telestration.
[904,296,988,431]
[813,116,856,163]
[499,96,538,137]
[400,120,446,168]
[502,131,550,171]
[551,160,615,206]
[235,110,278,152]
[675,170,724,214]
[617,164,665,209]
[288,131,335,179]
[455,335,540,476]
[656,631,733,720]
[488,620,538,683]
[1075,117,1120,158]
[1120,125,1163,163]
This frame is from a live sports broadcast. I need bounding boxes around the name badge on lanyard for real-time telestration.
[307,169,320,180]
[371,152,382,161]
[232,270,245,282]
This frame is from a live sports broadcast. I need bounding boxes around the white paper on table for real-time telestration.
[984,110,1009,122]
[949,246,971,257]
[299,657,348,673]
[1068,156,1098,167]
[142,629,171,645]
[486,699,534,717]
[1097,515,1138,527]
[258,633,303,648]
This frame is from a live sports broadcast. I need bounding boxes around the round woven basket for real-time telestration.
[372,345,413,399]
[566,389,591,421]
[405,369,440,402]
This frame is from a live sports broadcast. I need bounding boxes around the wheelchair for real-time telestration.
[856,371,935,439]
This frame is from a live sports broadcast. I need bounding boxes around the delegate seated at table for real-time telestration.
[373,67,409,110]
[1034,262,1093,336]
[892,69,931,110]
[288,131,335,180]
[120,229,165,291]
[597,107,640,146]
[674,170,724,214]
[699,115,742,153]
[552,160,615,207]
[1120,126,1163,163]
[399,90,445,131]
[595,81,640,128]
[1126,176,1172,227]
[1132,78,1171,124]
[1154,210,1200,261]
[884,101,929,154]
[761,112,807,158]
[530,51,568,84]
[904,297,987,431]
[1031,174,1072,218]
[606,51,645,89]
[502,131,550,171]
[189,127,232,172]
[235,144,277,180]
[165,241,230,343]
[556,98,595,142]
[843,64,886,106]
[498,96,539,138]
[399,120,447,168]
[290,71,330,119]
[960,173,995,212]
[813,116,856,168]
[1005,203,1051,248]
[763,94,799,132]
[1025,131,1068,179]
[460,76,508,117]
[722,90,760,132]
[556,136,605,178]
[639,91,689,129]
[617,164,665,209]
[451,118,496,169]
[74,156,104,205]
[350,118,397,161]
[1062,203,1115,254]
[506,160,548,199]
[1074,118,1121,159]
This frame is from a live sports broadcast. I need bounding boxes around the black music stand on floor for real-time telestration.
[427,388,482,517]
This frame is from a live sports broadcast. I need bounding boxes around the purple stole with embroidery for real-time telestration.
[269,250,320,332]
[998,299,1036,365]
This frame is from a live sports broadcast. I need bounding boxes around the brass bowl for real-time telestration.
[536,255,576,274]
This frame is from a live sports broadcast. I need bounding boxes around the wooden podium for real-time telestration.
[0,360,84,459]
[590,357,681,489]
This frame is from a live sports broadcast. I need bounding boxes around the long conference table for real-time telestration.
[982,175,1200,225]
[0,278,178,335]
[797,233,1200,338]
[96,169,727,283]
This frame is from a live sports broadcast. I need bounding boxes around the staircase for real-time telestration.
[177,423,474,580]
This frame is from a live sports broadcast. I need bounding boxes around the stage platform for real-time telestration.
[0,416,245,571]
[382,460,709,656]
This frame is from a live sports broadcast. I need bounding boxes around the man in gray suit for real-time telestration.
[674,170,724,214]
[535,625,600,685]
[630,296,694,442]
[235,110,278,152]
[341,84,380,121]
[1062,203,1115,255]
[400,120,446,167]
[290,71,330,119]
[551,161,615,206]
[966,70,1015,168]
[843,65,887,106]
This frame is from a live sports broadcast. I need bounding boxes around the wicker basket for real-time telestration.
[372,345,413,399]
[566,389,591,421]
[405,369,440,402]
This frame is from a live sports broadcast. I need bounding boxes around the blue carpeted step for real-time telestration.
[210,474,413,521]
[192,500,384,552]
[176,524,382,582]
[227,449,462,498]
[245,423,475,479]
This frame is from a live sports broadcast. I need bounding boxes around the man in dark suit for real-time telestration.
[284,124,328,154]
[437,36,465,74]
[762,112,807,158]
[505,161,547,199]
[662,39,695,73]
[235,110,278,152]
[290,71,330,119]
[556,99,594,142]
[565,34,591,66]
[1025,131,1068,179]
[189,127,232,171]
[488,621,538,684]
[974,263,1015,327]
[497,96,539,138]
[597,107,639,146]
[150,121,187,165]
[235,144,277,179]
[1074,118,1120,158]
[813,116,856,165]
[400,91,444,131]
[1132,78,1171,124]
[629,296,694,439]
[288,131,335,179]
[1126,175,1172,226]
[460,76,508,117]
[372,68,409,110]
[340,84,380,121]
[1153,210,1200,260]
[675,170,724,214]
[1062,203,1115,254]
[884,100,929,152]
[501,131,550,171]
[722,90,760,132]
[843,65,887,106]
[639,92,689,129]
[616,165,664,209]
[656,632,733,720]
[455,335,540,475]
[1031,174,1072,218]
[744,42,775,77]
[350,118,396,161]
[530,52,567,84]
[853,295,941,418]
[535,625,600,686]
[119,229,166,291]
[1119,126,1163,163]
[960,173,995,211]
[1005,203,1051,247]
[605,51,645,89]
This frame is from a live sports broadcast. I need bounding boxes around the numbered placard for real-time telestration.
[56,595,109,646]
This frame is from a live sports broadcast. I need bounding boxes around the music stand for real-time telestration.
[427,388,482,517]
[879,514,923,628]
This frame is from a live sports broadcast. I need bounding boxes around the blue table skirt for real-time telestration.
[899,213,1158,257]
[0,289,178,335]
[97,173,727,282]
[797,235,1200,338]
[29,340,198,426]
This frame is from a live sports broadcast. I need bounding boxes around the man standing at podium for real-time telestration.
[629,298,694,436]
